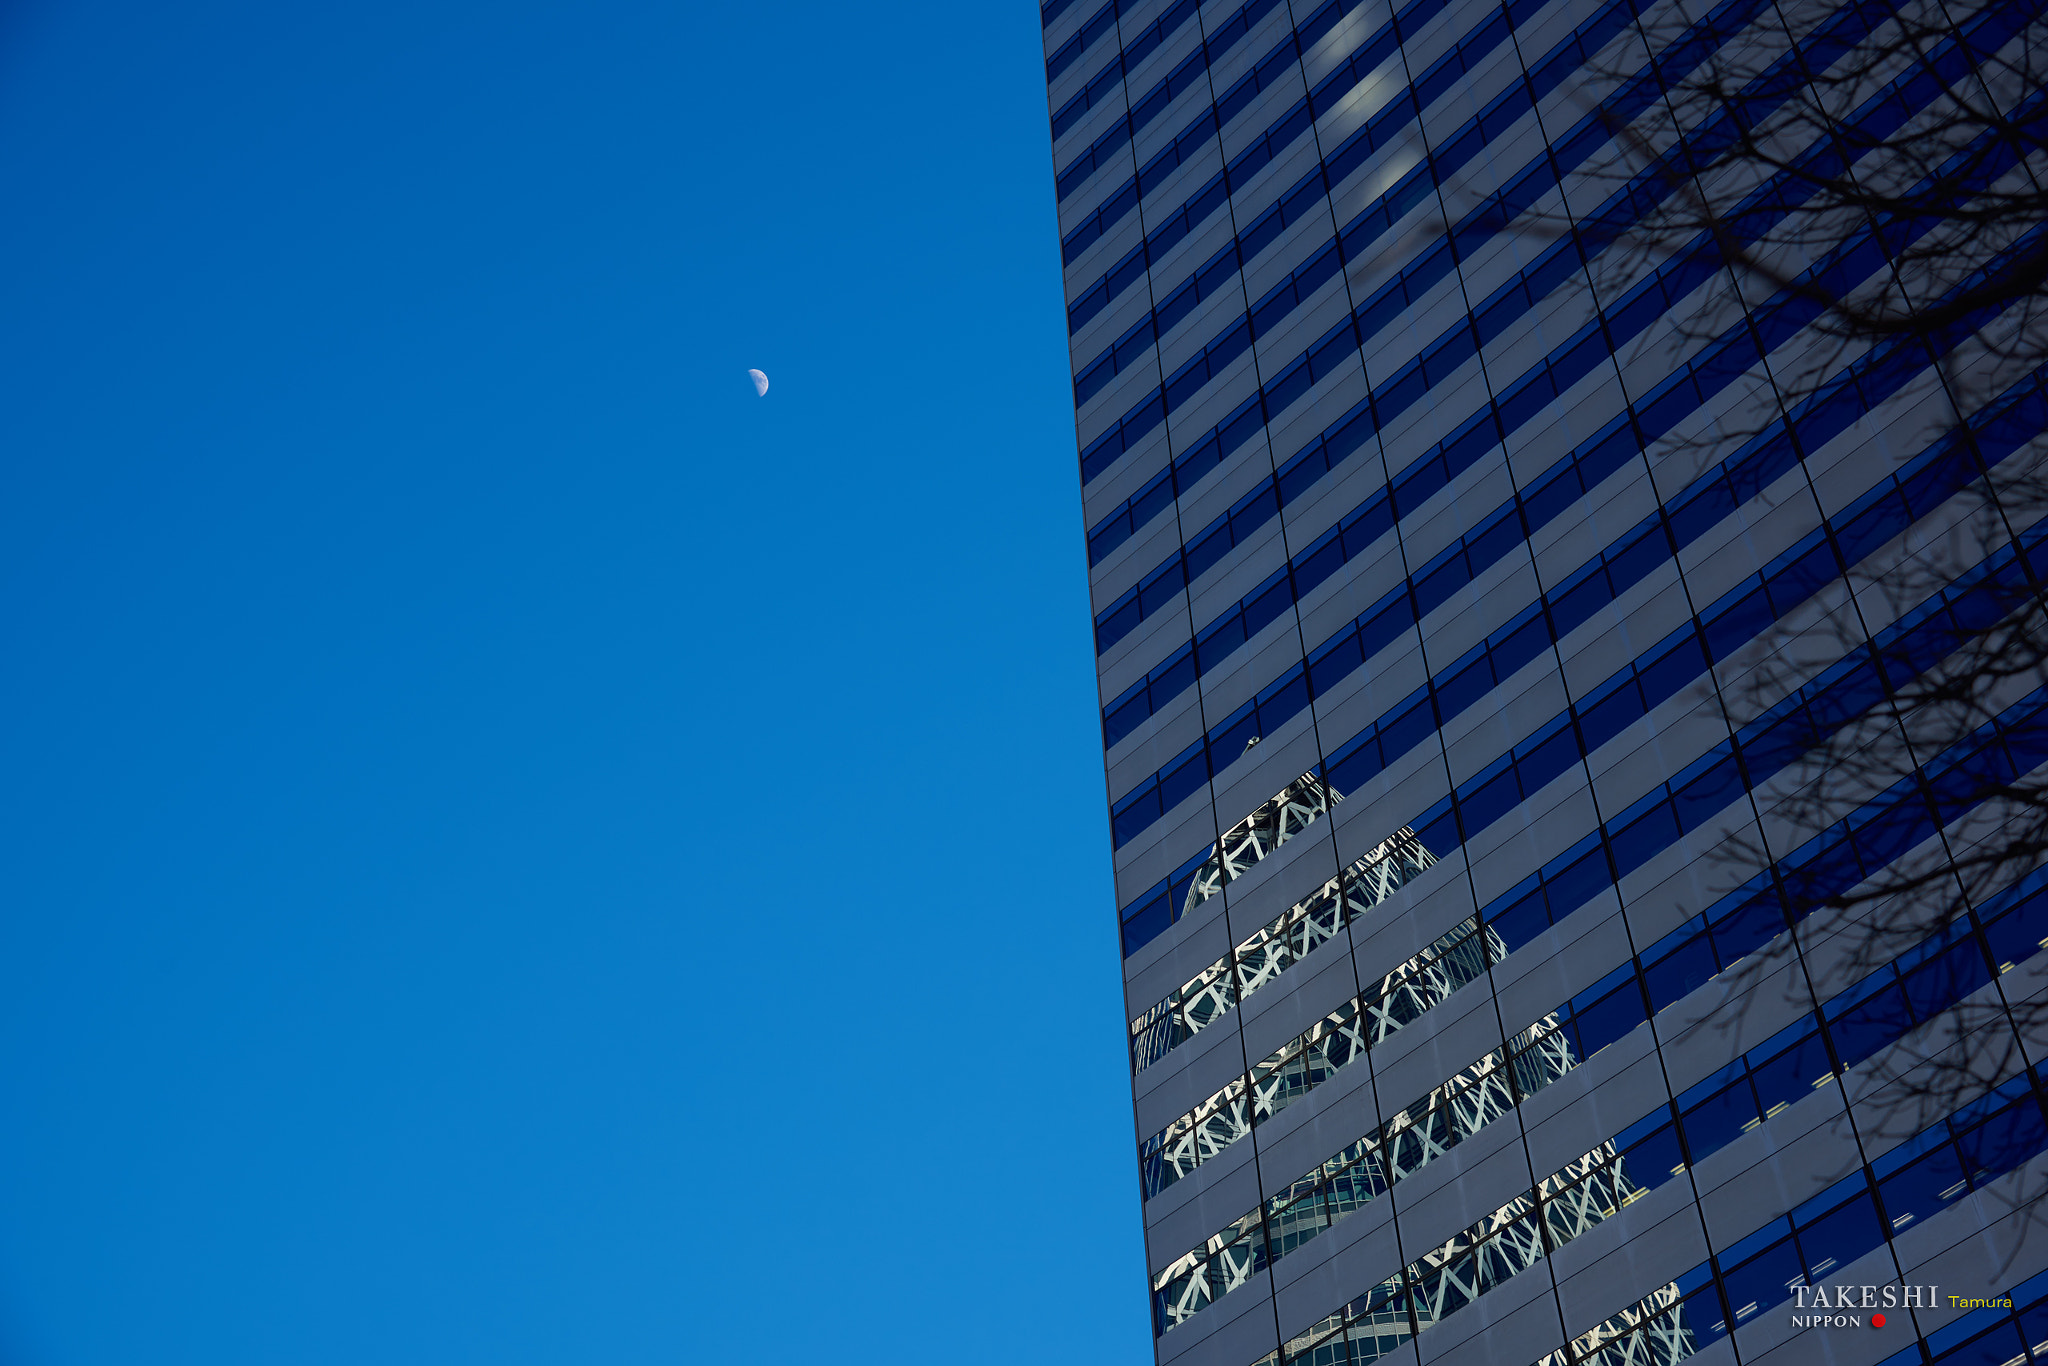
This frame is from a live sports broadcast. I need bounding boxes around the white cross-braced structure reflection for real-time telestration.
[1129,809,1435,1074]
[1539,1278,1697,1366]
[1241,1130,1686,1366]
[1140,916,1498,1200]
[1152,967,1607,1338]
[1182,769,1340,915]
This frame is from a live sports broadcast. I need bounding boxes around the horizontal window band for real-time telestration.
[1350,355,2048,873]
[1451,575,2048,982]
[1057,0,1385,202]
[1071,0,1682,485]
[1129,824,1435,1075]
[1105,90,2048,890]
[1071,0,1590,418]
[1053,0,1250,182]
[1543,1069,2048,1366]
[1156,1012,1566,1332]
[1139,670,2048,1207]
[1067,0,1530,418]
[1041,0,1085,31]
[1160,760,2048,1335]
[1141,911,1502,1200]
[1073,0,1823,498]
[1045,0,1122,84]
[1268,1066,2048,1366]
[1117,345,2048,960]
[1049,0,1206,144]
[1063,0,1642,344]
[1269,820,2048,1357]
[1092,0,2013,676]
[1060,0,1436,263]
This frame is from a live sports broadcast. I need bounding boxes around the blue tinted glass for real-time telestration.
[1569,981,1646,1059]
[1609,799,1679,875]
[1485,882,1550,953]
[1827,984,1911,1070]
[1717,1238,1803,1326]
[1899,938,1993,1024]
[1680,1077,1758,1157]
[1956,1098,2048,1182]
[1617,1119,1687,1191]
[1931,1321,2027,1366]
[1121,893,1173,958]
[2019,1300,2048,1357]
[1794,1190,1883,1280]
[1645,932,1717,1010]
[1708,893,1784,965]
[1543,840,1611,918]
[1877,1144,1969,1233]
[1747,1028,1832,1115]
[1985,885,2048,966]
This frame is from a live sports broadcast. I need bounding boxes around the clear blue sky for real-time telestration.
[0,3,1144,1362]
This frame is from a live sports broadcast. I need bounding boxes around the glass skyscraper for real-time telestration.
[1041,3,2048,1366]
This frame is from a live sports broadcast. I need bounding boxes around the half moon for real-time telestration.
[747,368,769,397]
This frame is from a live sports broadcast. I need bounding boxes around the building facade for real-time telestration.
[1040,3,2048,1366]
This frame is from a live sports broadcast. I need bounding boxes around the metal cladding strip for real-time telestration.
[1090,0,2027,662]
[1127,824,1433,1074]
[1056,0,1458,286]
[1100,67,2048,874]
[1051,0,1344,139]
[1069,0,1740,482]
[1123,290,2047,1039]
[1056,0,1375,200]
[1107,211,2048,904]
[1139,908,1500,1200]
[1063,0,1493,338]
[1129,365,2048,1184]
[1047,0,1126,84]
[1074,0,1655,550]
[1056,0,1374,259]
[1541,1155,2048,1365]
[1069,0,1671,398]
[1318,250,2048,869]
[1082,0,1897,646]
[1058,0,1438,262]
[1152,850,2048,1334]
[1068,0,1537,372]
[1049,0,1206,144]
[1135,670,2048,1198]
[1043,0,1083,31]
[1432,516,2048,969]
[1115,319,2048,948]
[1070,0,1886,494]
[1268,1067,2048,1366]
[1152,1015,1574,1333]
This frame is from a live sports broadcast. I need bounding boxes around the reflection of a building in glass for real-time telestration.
[1130,773,1434,1075]
[1252,1120,1698,1366]
[1149,791,1692,1362]
[1140,769,1702,1362]
[1040,0,2048,1359]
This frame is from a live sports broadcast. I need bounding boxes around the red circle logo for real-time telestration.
[1873,1315,1888,1328]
